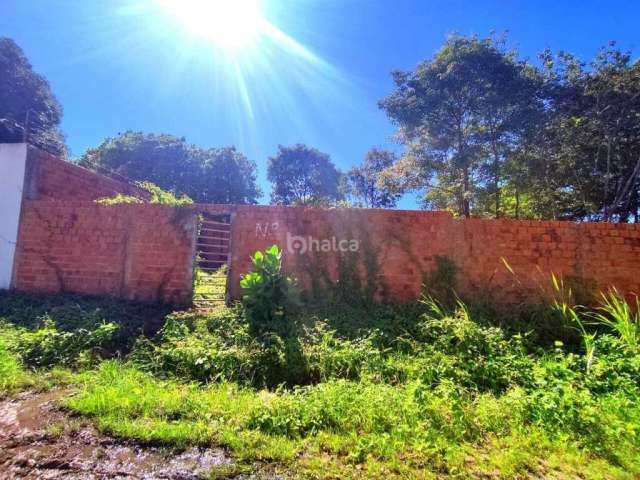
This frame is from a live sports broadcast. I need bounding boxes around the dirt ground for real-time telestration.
[0,390,267,479]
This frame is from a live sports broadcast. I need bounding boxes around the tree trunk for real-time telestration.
[608,155,640,221]
[462,166,470,218]
[603,138,612,221]
[491,136,501,219]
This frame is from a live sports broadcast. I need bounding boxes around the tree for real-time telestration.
[267,144,341,205]
[380,34,540,217]
[380,34,640,222]
[533,45,640,222]
[346,148,401,208]
[0,37,66,156]
[79,131,261,204]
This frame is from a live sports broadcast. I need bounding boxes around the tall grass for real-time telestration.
[549,274,597,371]
[591,289,640,351]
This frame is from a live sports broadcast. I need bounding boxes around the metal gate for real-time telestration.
[192,213,232,310]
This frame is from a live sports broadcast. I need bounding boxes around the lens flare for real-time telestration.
[113,0,369,164]
[157,0,264,50]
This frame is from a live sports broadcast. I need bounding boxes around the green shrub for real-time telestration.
[302,322,384,383]
[414,299,535,393]
[240,245,298,340]
[133,307,306,388]
[0,291,166,369]
[6,318,118,367]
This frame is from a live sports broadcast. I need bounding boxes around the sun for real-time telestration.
[158,0,265,50]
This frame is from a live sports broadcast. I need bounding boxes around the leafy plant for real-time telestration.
[240,245,298,340]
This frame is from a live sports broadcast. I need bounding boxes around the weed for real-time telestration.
[591,289,640,351]
[422,255,459,308]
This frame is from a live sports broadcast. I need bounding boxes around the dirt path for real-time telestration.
[0,390,242,479]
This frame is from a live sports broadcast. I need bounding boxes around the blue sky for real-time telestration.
[3,0,639,207]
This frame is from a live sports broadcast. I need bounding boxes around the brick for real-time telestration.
[10,151,640,306]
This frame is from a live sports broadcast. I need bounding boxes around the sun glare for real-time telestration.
[126,0,355,140]
[158,0,264,49]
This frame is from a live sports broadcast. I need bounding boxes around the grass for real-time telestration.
[0,334,28,394]
[591,289,640,350]
[192,266,227,303]
[66,361,638,478]
[1,289,640,478]
[68,362,297,460]
[0,330,76,396]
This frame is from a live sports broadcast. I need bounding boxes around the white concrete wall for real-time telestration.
[0,143,27,289]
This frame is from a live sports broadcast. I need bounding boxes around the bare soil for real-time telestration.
[0,389,254,479]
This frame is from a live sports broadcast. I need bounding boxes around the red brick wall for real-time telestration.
[222,206,640,303]
[11,202,640,305]
[23,147,147,201]
[12,201,196,305]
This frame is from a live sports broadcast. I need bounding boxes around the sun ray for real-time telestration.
[157,0,265,50]
[111,0,374,164]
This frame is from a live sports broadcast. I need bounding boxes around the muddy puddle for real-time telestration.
[0,390,244,479]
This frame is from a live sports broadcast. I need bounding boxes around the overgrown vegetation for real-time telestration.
[1,254,639,478]
[0,333,25,392]
[66,295,640,478]
[192,264,227,305]
[0,292,169,369]
[95,180,193,205]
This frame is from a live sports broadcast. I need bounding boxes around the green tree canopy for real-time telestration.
[532,44,640,221]
[380,34,541,218]
[0,37,66,156]
[346,148,401,208]
[380,34,640,222]
[267,144,341,205]
[79,131,261,204]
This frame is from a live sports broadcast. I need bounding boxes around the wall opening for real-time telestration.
[192,212,232,310]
